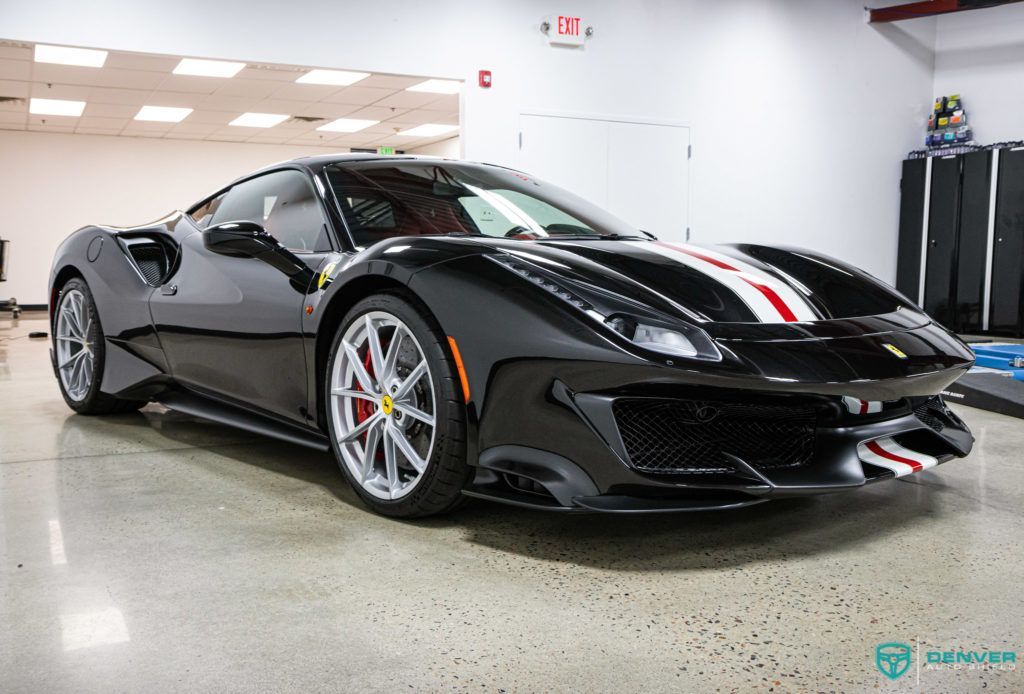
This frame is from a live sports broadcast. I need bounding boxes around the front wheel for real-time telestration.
[325,293,470,517]
[53,278,144,414]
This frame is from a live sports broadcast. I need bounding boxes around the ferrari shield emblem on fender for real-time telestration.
[317,261,338,290]
[876,642,912,680]
[882,343,908,359]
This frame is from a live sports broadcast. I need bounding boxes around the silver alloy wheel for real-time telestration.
[55,288,95,402]
[330,311,437,500]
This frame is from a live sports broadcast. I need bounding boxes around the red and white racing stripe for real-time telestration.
[646,242,819,323]
[857,436,937,477]
[842,396,882,415]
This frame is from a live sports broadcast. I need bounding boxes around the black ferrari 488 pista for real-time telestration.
[49,154,974,516]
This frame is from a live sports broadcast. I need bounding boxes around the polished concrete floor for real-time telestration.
[2,311,1023,692]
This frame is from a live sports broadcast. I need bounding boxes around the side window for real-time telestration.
[189,192,225,228]
[209,170,332,251]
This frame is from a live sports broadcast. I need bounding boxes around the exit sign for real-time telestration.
[544,15,588,47]
[377,146,395,155]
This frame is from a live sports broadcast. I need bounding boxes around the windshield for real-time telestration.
[324,161,642,247]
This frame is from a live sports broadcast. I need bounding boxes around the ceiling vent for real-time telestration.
[289,115,327,124]
[0,96,25,105]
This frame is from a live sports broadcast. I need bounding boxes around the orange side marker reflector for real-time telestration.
[447,336,470,403]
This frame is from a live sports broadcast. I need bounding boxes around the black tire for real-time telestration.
[53,277,145,415]
[325,292,470,518]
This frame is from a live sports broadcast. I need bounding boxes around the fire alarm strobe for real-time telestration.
[541,15,593,47]
[478,70,492,88]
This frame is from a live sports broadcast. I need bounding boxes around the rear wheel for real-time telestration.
[325,293,470,517]
[54,278,143,414]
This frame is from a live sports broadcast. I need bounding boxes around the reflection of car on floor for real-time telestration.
[48,154,974,517]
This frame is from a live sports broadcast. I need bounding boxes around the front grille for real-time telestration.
[913,396,945,433]
[613,398,817,475]
[128,244,168,286]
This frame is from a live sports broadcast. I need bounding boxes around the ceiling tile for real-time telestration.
[196,93,258,111]
[0,111,27,124]
[373,91,444,109]
[424,93,459,112]
[399,108,459,126]
[184,110,235,125]
[269,82,342,102]
[30,83,92,100]
[167,122,221,136]
[155,73,224,94]
[213,79,280,99]
[27,113,79,126]
[358,74,426,90]
[103,52,179,72]
[83,102,137,118]
[0,58,30,80]
[0,79,29,98]
[28,123,75,133]
[344,105,406,121]
[75,128,122,136]
[205,129,251,142]
[122,120,175,133]
[320,85,394,105]
[87,86,154,105]
[28,63,164,89]
[0,45,32,61]
[77,115,128,130]
[250,98,310,115]
[295,102,360,119]
[237,65,305,82]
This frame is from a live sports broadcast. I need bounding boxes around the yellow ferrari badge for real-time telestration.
[317,262,338,290]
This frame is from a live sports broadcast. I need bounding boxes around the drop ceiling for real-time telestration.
[0,40,460,150]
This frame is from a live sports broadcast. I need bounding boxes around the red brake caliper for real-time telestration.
[355,348,375,433]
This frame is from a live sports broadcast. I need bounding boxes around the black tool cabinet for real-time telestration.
[896,146,1024,337]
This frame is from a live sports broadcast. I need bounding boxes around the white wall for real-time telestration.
[0,130,352,303]
[1,0,938,304]
[934,3,1024,143]
[407,137,460,158]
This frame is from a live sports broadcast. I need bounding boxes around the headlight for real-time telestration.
[606,314,721,361]
[489,253,721,362]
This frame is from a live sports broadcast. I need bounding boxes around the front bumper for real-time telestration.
[466,383,972,514]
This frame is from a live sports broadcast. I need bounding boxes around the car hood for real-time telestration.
[460,237,928,340]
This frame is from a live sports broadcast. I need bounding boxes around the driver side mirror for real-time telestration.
[203,220,277,258]
[203,220,316,291]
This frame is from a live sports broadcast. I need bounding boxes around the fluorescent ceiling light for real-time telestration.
[135,105,192,122]
[29,98,86,117]
[229,112,290,128]
[397,123,459,137]
[34,44,107,68]
[406,79,460,94]
[173,58,245,78]
[296,69,370,86]
[316,118,379,133]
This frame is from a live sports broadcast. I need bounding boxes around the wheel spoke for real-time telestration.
[381,325,406,382]
[59,349,86,370]
[331,387,378,403]
[393,360,427,401]
[62,306,82,339]
[342,340,376,394]
[364,315,385,382]
[383,427,400,496]
[56,336,84,344]
[339,411,382,443]
[395,402,434,427]
[360,419,383,482]
[390,426,426,473]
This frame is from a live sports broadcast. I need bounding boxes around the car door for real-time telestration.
[150,169,335,424]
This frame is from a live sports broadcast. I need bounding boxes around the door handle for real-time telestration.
[161,284,178,296]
